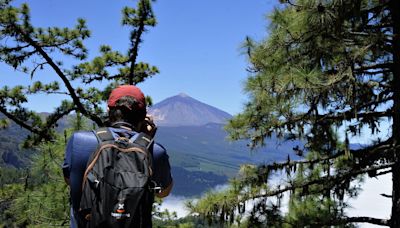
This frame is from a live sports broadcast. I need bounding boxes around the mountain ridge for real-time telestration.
[149,93,232,127]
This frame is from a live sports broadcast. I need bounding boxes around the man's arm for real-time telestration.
[64,176,70,185]
[63,131,99,211]
[62,134,75,186]
[152,143,173,198]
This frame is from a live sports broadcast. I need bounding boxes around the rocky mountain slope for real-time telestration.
[148,93,232,126]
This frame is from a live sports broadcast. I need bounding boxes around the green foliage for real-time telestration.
[0,118,9,128]
[190,150,361,227]
[193,0,398,227]
[281,150,359,228]
[0,0,159,144]
[0,133,69,227]
[285,196,353,228]
[153,213,207,228]
[0,166,25,186]
[226,0,393,145]
[0,117,35,167]
[70,112,92,131]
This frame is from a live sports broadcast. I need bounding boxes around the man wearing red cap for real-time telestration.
[62,85,173,228]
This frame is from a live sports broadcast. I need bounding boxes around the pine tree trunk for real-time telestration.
[390,0,400,227]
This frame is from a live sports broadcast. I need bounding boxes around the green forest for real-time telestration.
[1,0,400,227]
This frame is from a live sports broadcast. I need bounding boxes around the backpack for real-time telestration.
[79,127,156,228]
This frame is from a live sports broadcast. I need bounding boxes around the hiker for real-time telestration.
[62,85,173,228]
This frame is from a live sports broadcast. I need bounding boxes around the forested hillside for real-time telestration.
[0,124,31,168]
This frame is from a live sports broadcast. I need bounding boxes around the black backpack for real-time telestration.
[79,127,156,228]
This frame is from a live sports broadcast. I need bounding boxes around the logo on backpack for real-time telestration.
[79,127,155,228]
[111,202,131,220]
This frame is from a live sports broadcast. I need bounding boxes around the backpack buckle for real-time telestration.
[87,172,100,189]
[149,181,162,193]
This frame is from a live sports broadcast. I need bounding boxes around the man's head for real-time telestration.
[107,85,147,127]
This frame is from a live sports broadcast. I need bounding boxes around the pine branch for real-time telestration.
[317,110,393,122]
[356,70,391,75]
[0,43,31,52]
[354,63,393,72]
[0,106,40,135]
[297,215,390,226]
[30,62,48,79]
[252,162,394,199]
[365,22,393,29]
[42,106,77,130]
[381,193,392,198]
[285,0,304,9]
[334,216,390,226]
[37,31,85,50]
[128,3,147,85]
[266,105,391,140]
[32,90,70,95]
[82,73,123,84]
[377,169,392,177]
[13,24,104,126]
[258,139,394,180]
[362,1,389,15]
[286,215,390,226]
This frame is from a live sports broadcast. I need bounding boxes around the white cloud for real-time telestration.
[346,173,391,228]
[159,195,191,218]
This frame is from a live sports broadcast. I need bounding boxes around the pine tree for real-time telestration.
[192,0,399,227]
[0,113,94,227]
[0,0,160,226]
[0,0,158,145]
[0,130,71,227]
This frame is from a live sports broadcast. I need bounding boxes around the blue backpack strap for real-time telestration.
[93,127,114,143]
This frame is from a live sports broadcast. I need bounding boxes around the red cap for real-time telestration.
[107,85,146,110]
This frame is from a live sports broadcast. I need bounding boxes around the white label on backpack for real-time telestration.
[111,212,131,219]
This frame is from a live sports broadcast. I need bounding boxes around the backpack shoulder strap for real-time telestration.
[93,127,114,143]
[82,128,114,190]
[129,132,154,150]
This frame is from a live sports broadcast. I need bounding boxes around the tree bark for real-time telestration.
[390,0,400,227]
[128,1,147,85]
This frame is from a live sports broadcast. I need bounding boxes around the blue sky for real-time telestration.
[1,0,390,144]
[2,0,277,115]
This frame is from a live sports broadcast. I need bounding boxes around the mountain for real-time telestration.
[148,94,303,195]
[148,93,232,126]
[157,123,303,177]
[0,114,34,168]
[0,113,77,168]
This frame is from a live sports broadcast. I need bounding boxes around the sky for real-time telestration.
[2,0,277,115]
[1,0,390,143]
